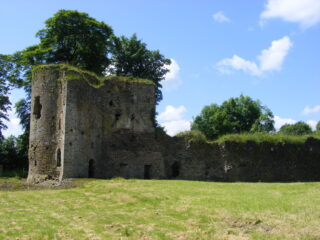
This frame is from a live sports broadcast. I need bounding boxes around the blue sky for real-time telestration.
[1,0,319,136]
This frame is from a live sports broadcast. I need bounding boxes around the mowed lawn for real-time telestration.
[0,178,320,240]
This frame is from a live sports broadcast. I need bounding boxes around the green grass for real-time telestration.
[1,178,320,240]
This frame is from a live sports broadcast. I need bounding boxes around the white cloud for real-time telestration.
[260,0,320,28]
[162,59,181,90]
[217,36,292,76]
[217,55,261,76]
[258,36,292,71]
[273,115,318,131]
[157,105,186,122]
[161,120,191,136]
[273,115,296,130]
[2,109,23,138]
[307,120,318,130]
[157,105,191,136]
[213,11,231,23]
[302,105,320,115]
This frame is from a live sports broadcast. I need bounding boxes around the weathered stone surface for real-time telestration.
[27,66,320,183]
[27,66,158,183]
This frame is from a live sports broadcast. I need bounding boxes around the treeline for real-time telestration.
[180,94,320,143]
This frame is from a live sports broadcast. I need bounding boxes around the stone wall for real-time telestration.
[27,66,159,183]
[27,65,320,183]
[162,136,320,182]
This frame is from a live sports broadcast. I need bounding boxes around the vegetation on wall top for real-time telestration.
[177,130,320,145]
[32,64,155,88]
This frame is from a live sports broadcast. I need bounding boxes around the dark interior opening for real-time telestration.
[88,159,94,178]
[144,165,152,179]
[171,161,180,178]
[120,163,128,178]
[56,148,61,167]
[115,112,121,121]
[33,96,42,119]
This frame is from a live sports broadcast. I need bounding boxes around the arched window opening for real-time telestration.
[33,96,42,119]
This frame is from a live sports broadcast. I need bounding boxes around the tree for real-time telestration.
[316,121,320,132]
[0,55,13,140]
[191,95,275,140]
[35,10,114,74]
[279,122,312,136]
[109,34,171,105]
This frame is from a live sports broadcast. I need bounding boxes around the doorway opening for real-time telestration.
[88,159,95,178]
[171,161,180,178]
[144,165,152,179]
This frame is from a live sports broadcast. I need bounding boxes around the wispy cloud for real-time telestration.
[302,105,320,115]
[213,11,231,23]
[217,36,292,76]
[260,0,320,29]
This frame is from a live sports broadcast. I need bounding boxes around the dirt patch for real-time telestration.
[0,178,78,191]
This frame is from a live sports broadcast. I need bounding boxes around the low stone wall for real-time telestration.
[163,136,320,182]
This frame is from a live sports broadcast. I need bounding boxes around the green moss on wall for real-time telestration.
[32,64,155,88]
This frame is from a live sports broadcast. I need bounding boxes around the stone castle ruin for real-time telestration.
[27,65,320,183]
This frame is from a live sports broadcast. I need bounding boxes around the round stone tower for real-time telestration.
[27,67,66,183]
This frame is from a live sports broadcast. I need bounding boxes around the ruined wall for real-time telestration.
[27,65,320,183]
[28,65,163,182]
[162,136,320,182]
[62,72,158,179]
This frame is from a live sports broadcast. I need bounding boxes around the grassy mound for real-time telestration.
[1,178,320,239]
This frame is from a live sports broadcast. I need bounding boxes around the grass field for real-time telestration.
[0,178,320,240]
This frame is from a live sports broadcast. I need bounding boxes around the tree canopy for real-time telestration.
[109,34,171,105]
[35,10,114,74]
[0,55,13,140]
[278,122,312,136]
[191,95,275,140]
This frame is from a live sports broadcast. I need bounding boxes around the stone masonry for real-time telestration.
[27,65,320,183]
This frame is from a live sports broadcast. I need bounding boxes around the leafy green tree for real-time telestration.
[279,122,312,136]
[316,121,320,132]
[109,34,171,105]
[0,55,13,140]
[35,10,114,74]
[192,95,275,140]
